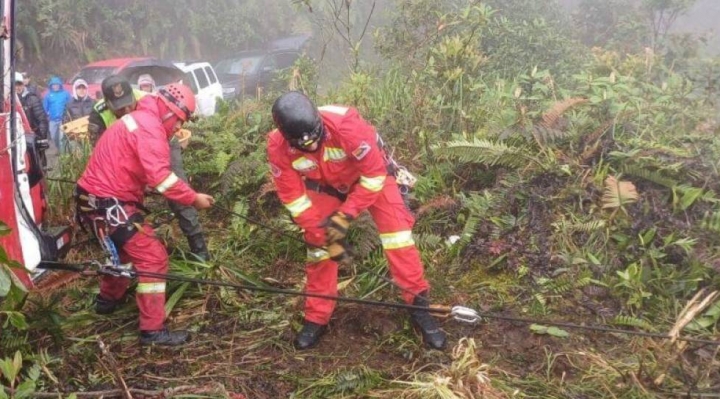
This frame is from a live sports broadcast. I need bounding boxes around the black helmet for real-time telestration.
[272,91,324,151]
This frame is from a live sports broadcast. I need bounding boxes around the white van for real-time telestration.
[175,62,223,117]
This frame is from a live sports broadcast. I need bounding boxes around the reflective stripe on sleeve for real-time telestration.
[307,248,330,262]
[284,194,312,217]
[137,282,166,294]
[155,172,179,193]
[380,230,415,250]
[359,175,386,192]
[121,114,138,132]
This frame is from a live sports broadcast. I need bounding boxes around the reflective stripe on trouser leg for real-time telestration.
[120,223,169,331]
[368,177,429,303]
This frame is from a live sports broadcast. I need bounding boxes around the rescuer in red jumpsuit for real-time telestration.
[267,91,447,350]
[76,82,214,346]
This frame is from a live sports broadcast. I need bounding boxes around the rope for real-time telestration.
[38,261,450,315]
[36,260,720,346]
[211,204,419,299]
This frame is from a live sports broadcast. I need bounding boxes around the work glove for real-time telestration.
[326,241,349,263]
[175,128,192,150]
[322,211,352,244]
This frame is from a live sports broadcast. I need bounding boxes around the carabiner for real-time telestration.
[451,306,482,324]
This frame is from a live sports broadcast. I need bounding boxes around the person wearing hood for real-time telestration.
[137,74,156,93]
[42,76,71,152]
[75,82,214,346]
[64,79,95,123]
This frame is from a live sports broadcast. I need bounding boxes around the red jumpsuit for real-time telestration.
[267,105,430,325]
[78,96,196,331]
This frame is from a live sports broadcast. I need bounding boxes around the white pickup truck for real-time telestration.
[174,61,223,117]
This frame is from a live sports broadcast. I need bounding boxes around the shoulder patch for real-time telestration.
[352,141,372,160]
[318,105,349,115]
[95,101,108,112]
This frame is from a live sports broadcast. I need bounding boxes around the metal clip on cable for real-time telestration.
[451,306,482,324]
[98,263,136,279]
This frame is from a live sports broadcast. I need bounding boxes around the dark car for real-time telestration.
[214,49,301,100]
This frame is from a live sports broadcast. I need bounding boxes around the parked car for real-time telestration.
[214,49,301,100]
[175,61,223,117]
[68,57,185,99]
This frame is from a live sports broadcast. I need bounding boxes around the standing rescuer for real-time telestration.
[75,82,215,346]
[88,75,211,261]
[267,91,447,350]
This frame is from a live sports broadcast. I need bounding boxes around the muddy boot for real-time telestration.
[140,328,190,346]
[187,233,210,261]
[293,321,327,350]
[410,291,447,350]
[95,294,122,315]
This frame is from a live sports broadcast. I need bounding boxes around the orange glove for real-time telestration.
[327,241,349,262]
[322,211,352,244]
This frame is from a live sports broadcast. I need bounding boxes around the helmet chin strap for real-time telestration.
[290,123,325,153]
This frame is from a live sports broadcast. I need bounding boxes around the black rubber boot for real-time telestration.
[139,328,191,346]
[95,294,122,315]
[187,233,210,261]
[410,291,447,350]
[293,321,327,350]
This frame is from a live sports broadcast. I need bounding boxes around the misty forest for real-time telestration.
[3,0,720,397]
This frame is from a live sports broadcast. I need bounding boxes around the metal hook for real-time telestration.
[451,306,482,324]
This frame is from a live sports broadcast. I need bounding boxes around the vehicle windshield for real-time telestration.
[215,56,263,75]
[72,66,116,85]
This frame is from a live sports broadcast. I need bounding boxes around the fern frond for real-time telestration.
[700,210,720,232]
[612,315,655,331]
[415,233,443,250]
[531,125,573,146]
[621,165,678,188]
[553,219,606,233]
[548,277,574,295]
[602,176,639,209]
[540,97,588,129]
[434,139,531,168]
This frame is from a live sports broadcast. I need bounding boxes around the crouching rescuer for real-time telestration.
[75,83,215,346]
[267,91,447,350]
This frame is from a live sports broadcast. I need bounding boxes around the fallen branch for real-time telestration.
[97,337,132,399]
[2,384,202,398]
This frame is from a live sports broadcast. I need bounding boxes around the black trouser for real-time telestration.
[168,140,202,237]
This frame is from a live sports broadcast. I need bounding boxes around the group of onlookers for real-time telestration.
[16,72,93,153]
[16,72,158,154]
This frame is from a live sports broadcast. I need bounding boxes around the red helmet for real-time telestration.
[158,83,196,121]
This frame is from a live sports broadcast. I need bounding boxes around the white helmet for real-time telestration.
[14,72,23,83]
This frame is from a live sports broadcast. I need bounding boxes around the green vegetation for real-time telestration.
[3,0,720,397]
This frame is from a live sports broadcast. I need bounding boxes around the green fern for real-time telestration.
[434,138,531,168]
[700,210,720,232]
[620,165,678,188]
[456,191,498,247]
[552,219,606,234]
[415,233,443,250]
[611,315,655,331]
